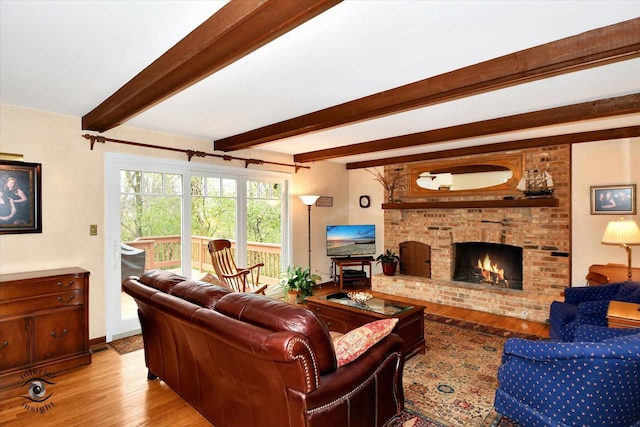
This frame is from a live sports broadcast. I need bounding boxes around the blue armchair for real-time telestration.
[549,281,640,341]
[494,325,640,427]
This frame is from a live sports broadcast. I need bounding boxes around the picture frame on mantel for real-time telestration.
[590,184,636,215]
[0,160,42,234]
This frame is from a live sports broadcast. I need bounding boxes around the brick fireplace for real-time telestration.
[372,145,569,323]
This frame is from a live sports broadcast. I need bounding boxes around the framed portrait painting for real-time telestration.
[590,184,636,215]
[0,160,42,234]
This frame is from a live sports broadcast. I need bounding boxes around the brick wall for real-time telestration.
[372,145,570,323]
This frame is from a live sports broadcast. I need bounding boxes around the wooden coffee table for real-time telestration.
[306,291,425,360]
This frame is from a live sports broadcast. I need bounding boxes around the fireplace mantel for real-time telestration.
[382,198,559,210]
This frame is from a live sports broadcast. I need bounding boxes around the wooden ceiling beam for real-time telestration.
[294,93,640,163]
[82,0,342,133]
[345,126,640,170]
[215,17,640,152]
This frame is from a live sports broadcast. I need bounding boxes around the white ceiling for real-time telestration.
[1,1,639,165]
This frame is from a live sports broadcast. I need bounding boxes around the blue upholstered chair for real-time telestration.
[494,325,640,427]
[549,281,640,341]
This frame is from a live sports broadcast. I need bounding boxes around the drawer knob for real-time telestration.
[57,295,75,303]
[51,329,69,338]
[1,341,7,349]
[57,280,74,289]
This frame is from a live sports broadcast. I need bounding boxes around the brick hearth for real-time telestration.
[371,145,570,323]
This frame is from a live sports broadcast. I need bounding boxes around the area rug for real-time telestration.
[403,320,514,427]
[385,408,448,427]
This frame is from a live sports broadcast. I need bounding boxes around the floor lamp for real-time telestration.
[299,195,319,268]
[601,218,640,279]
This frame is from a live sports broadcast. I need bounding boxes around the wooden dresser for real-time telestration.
[0,267,91,389]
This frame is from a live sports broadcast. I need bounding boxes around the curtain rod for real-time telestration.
[81,134,310,172]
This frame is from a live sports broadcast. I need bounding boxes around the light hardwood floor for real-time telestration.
[0,289,549,426]
[0,348,210,427]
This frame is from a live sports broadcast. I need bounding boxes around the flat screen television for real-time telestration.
[326,224,376,257]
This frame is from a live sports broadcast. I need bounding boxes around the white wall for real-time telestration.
[572,138,640,284]
[291,161,350,279]
[349,168,385,274]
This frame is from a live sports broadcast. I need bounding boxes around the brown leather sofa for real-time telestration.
[122,270,405,427]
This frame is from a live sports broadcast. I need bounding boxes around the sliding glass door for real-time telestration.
[105,153,291,341]
[245,179,284,285]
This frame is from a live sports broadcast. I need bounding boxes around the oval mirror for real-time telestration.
[409,153,524,197]
[416,166,513,191]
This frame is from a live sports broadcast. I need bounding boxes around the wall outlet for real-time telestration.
[89,224,98,236]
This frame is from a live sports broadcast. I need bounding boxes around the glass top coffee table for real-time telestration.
[306,291,425,360]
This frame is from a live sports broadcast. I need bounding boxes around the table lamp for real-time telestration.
[601,218,640,279]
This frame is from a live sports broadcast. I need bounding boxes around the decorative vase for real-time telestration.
[387,189,394,203]
[287,290,302,303]
[381,262,397,276]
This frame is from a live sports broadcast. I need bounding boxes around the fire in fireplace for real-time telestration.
[452,242,523,290]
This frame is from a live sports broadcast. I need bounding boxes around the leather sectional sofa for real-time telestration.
[122,270,405,427]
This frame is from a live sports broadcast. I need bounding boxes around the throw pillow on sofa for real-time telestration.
[333,318,399,367]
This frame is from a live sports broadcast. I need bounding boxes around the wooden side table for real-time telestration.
[607,301,640,329]
[331,257,373,290]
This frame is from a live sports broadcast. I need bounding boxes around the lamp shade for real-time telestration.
[299,195,320,206]
[601,219,640,245]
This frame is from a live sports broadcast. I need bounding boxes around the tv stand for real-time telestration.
[331,256,373,291]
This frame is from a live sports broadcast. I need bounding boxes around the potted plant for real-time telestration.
[280,265,321,303]
[376,249,400,276]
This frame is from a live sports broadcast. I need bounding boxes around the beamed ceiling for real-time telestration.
[1,1,639,169]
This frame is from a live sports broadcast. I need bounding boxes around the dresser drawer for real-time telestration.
[33,307,85,361]
[0,274,85,300]
[0,317,30,372]
[316,314,349,333]
[0,290,83,317]
[308,304,351,333]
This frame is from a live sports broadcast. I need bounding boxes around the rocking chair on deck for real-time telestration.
[207,239,267,294]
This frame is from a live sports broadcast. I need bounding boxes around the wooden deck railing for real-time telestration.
[124,236,282,280]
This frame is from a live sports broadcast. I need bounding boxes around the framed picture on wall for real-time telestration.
[316,196,333,207]
[590,184,636,215]
[0,160,42,234]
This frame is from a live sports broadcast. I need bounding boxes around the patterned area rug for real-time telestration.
[403,320,515,427]
[108,319,521,426]
[385,409,448,427]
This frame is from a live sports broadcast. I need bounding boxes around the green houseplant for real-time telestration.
[280,265,321,303]
[376,249,400,276]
